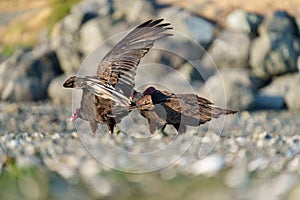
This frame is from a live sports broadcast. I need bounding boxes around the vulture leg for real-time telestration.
[173,123,187,135]
[107,120,116,135]
[89,121,98,135]
[161,124,169,137]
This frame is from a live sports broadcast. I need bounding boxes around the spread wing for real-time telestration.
[97,19,172,97]
[63,76,131,107]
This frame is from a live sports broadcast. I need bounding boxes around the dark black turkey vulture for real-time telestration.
[131,87,237,134]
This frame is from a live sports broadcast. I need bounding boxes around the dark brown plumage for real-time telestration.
[132,87,237,135]
[63,19,172,134]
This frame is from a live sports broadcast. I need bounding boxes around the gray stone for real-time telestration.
[260,11,298,36]
[150,36,208,79]
[259,73,300,96]
[0,49,61,101]
[298,57,300,72]
[159,7,215,48]
[92,16,129,40]
[51,37,82,73]
[285,87,300,111]
[112,0,155,22]
[79,18,104,55]
[158,7,191,35]
[207,30,251,68]
[249,34,270,78]
[200,69,255,110]
[256,73,300,110]
[48,74,73,105]
[252,95,285,110]
[61,13,83,36]
[71,0,105,17]
[225,9,251,33]
[246,12,264,35]
[284,75,300,111]
[250,11,300,79]
[185,15,215,48]
[225,9,264,36]
[250,33,300,79]
[295,13,300,34]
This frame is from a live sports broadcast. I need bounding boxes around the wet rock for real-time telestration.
[206,30,251,68]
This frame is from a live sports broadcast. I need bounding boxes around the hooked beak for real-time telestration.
[70,109,80,122]
[70,115,76,122]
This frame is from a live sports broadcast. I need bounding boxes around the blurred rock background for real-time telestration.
[0,0,299,111]
[1,0,300,200]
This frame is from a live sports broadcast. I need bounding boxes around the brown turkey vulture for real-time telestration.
[131,87,237,135]
[63,19,172,134]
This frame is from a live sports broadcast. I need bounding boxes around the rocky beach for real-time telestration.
[0,0,300,199]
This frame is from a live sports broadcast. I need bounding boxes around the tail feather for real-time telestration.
[210,106,238,118]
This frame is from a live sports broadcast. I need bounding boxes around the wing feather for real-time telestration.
[97,19,172,97]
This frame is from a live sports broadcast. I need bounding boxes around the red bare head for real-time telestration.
[143,86,157,96]
[70,108,80,122]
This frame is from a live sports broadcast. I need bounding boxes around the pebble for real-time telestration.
[0,102,300,198]
[191,154,224,176]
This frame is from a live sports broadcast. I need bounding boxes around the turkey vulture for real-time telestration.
[63,19,172,134]
[131,87,237,135]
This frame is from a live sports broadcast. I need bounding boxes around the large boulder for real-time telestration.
[50,0,105,74]
[50,10,83,74]
[259,11,298,36]
[0,48,62,101]
[250,11,300,80]
[184,15,215,48]
[200,69,255,110]
[158,7,215,48]
[79,18,104,55]
[255,73,300,110]
[112,0,156,22]
[206,30,251,69]
[51,36,82,74]
[225,9,264,36]
[250,34,300,79]
[48,74,73,105]
[285,85,300,111]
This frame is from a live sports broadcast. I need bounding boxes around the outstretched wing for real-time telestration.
[97,19,172,97]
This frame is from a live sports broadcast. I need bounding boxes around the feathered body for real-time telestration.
[132,87,237,134]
